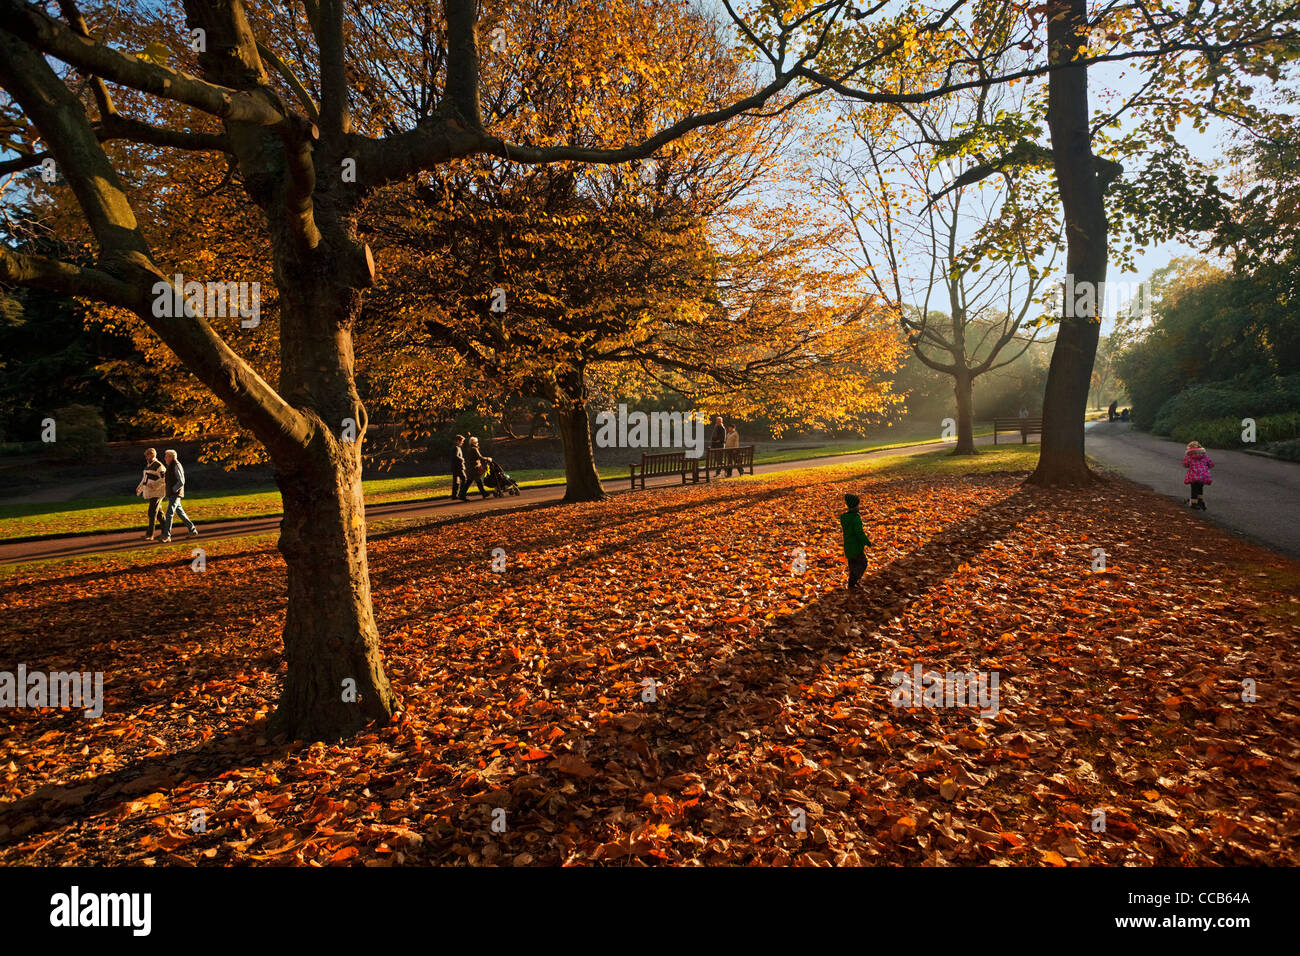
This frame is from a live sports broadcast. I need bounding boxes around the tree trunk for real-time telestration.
[557,403,605,502]
[1028,0,1108,487]
[544,367,605,502]
[268,243,398,740]
[1033,317,1101,484]
[952,371,977,455]
[273,439,397,739]
[555,399,605,502]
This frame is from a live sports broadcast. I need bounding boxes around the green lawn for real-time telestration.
[0,439,1037,577]
[0,427,992,542]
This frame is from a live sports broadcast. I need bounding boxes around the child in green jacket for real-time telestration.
[840,493,871,589]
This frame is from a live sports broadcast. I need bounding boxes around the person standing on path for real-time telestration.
[1182,440,1215,510]
[724,424,740,477]
[463,436,491,500]
[709,416,726,477]
[158,449,198,542]
[450,434,469,501]
[1108,400,1118,422]
[135,447,167,540]
[840,493,872,590]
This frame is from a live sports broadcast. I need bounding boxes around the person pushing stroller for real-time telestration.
[461,436,520,500]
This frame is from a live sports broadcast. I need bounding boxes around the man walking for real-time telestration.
[159,448,198,542]
[451,434,469,501]
[709,415,726,477]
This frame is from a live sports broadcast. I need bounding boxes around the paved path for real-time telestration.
[1086,420,1300,557]
[0,437,995,567]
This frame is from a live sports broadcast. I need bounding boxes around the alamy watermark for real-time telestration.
[594,404,707,458]
[1052,276,1152,321]
[152,274,261,328]
[49,886,150,936]
[1,664,103,717]
[890,663,999,717]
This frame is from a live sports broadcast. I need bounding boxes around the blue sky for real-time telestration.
[702,0,1255,334]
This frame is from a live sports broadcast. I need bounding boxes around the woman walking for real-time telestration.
[135,447,167,539]
[724,424,740,477]
[463,436,492,500]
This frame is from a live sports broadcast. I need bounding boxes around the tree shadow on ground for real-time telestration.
[421,483,1049,861]
[0,719,291,849]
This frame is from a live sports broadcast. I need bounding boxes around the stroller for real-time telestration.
[483,458,521,497]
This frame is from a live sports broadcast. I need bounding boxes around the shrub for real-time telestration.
[1169,411,1300,448]
[1267,438,1300,461]
[1150,373,1300,436]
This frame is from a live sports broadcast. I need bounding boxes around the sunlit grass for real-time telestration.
[0,431,991,541]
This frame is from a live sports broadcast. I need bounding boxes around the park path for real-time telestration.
[1085,420,1300,557]
[0,437,995,567]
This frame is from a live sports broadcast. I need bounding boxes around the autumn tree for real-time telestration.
[820,49,1059,454]
[0,0,846,738]
[774,0,1300,483]
[361,0,900,500]
[7,0,1285,739]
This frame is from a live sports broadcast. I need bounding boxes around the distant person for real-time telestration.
[1018,407,1030,441]
[1108,400,1118,422]
[1120,407,1130,422]
[709,416,726,476]
[450,434,469,501]
[135,447,166,540]
[158,449,198,542]
[840,494,872,590]
[723,424,740,477]
[463,436,491,500]
[1182,440,1215,511]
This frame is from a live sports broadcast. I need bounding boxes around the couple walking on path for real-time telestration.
[709,416,742,477]
[136,448,198,542]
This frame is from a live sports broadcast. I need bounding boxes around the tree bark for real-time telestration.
[545,368,606,502]
[1028,0,1107,487]
[952,370,977,455]
[266,226,397,739]
[273,438,397,739]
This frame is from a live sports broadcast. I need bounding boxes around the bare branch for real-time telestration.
[257,40,321,124]
[0,24,311,458]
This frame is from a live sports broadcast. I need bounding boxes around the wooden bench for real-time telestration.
[695,445,756,482]
[629,450,694,490]
[993,417,1042,444]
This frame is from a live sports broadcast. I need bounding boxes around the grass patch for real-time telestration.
[819,443,1041,481]
[0,431,990,542]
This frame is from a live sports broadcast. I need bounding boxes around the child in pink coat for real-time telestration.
[1182,441,1214,510]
